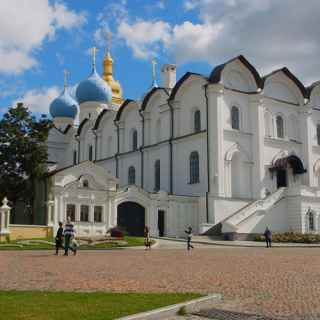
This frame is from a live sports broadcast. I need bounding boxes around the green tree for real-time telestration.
[0,103,53,223]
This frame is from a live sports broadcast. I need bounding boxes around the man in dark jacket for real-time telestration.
[264,227,272,248]
[185,226,194,251]
[55,222,64,255]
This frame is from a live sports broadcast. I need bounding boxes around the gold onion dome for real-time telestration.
[102,51,123,105]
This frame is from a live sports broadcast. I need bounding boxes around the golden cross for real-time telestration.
[91,46,98,68]
[63,69,69,89]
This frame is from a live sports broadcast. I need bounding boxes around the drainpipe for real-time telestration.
[93,130,98,162]
[114,120,120,180]
[204,84,210,223]
[139,109,145,189]
[167,99,174,195]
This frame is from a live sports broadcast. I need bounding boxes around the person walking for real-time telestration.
[264,227,272,248]
[185,226,194,251]
[64,216,77,256]
[55,221,64,255]
[144,226,151,250]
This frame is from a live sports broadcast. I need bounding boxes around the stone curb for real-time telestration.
[116,293,221,320]
[155,237,320,248]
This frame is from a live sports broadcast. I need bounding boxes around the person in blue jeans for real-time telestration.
[264,227,272,248]
[64,216,77,256]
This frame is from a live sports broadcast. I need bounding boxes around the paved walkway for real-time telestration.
[161,236,320,248]
[1,244,320,319]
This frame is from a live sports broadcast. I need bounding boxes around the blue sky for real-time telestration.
[0,0,319,117]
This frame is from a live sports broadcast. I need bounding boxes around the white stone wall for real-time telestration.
[47,57,320,236]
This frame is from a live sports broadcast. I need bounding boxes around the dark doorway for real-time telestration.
[158,210,165,237]
[117,202,145,236]
[276,169,287,188]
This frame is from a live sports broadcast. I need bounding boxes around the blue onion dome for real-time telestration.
[49,89,78,119]
[76,68,112,104]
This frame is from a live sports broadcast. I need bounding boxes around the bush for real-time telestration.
[254,231,320,243]
[177,306,187,316]
[108,227,125,238]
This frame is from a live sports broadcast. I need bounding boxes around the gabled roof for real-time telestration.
[209,55,262,88]
[140,87,169,111]
[93,109,116,130]
[76,118,89,136]
[169,72,207,101]
[262,67,307,98]
[307,81,320,98]
[115,99,137,122]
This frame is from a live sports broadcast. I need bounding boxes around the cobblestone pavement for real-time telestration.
[0,247,320,319]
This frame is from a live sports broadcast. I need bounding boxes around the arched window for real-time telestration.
[154,160,160,191]
[194,110,201,132]
[88,145,93,161]
[190,151,200,184]
[307,209,315,232]
[276,115,284,138]
[132,129,138,151]
[73,150,77,165]
[231,106,240,130]
[317,124,320,145]
[128,166,136,185]
[156,119,161,142]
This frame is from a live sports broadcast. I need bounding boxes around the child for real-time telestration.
[55,222,64,255]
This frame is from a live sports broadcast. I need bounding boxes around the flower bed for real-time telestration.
[255,232,320,243]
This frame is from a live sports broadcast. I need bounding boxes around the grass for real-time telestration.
[0,291,201,320]
[0,236,151,250]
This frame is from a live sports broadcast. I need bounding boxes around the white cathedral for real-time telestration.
[46,48,320,240]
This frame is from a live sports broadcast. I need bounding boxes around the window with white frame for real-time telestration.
[88,145,93,161]
[80,205,89,222]
[66,204,76,221]
[231,106,240,130]
[154,159,160,191]
[317,124,320,146]
[190,151,200,184]
[94,206,103,223]
[132,129,138,151]
[128,166,136,185]
[156,118,161,142]
[194,110,201,132]
[276,115,284,138]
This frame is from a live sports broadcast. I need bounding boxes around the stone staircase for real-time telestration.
[203,188,286,237]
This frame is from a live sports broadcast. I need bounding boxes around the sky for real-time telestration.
[0,0,319,118]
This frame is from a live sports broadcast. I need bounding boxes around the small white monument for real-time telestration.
[0,197,11,238]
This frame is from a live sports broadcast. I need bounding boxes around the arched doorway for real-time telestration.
[117,202,145,236]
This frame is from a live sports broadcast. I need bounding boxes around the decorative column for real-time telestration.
[0,198,11,238]
[250,94,265,199]
[207,84,225,197]
[47,199,55,227]
[299,105,313,186]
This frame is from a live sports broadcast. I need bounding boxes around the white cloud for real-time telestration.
[117,20,171,59]
[109,0,320,84]
[13,87,60,114]
[0,0,86,75]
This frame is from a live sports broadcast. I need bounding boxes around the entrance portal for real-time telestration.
[276,169,287,188]
[158,210,165,237]
[117,202,145,236]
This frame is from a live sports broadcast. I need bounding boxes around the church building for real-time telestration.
[47,47,320,240]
